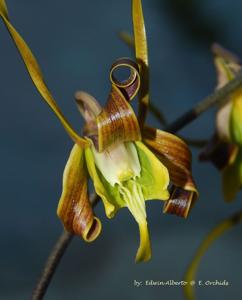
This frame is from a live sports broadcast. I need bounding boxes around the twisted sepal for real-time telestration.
[132,0,149,126]
[0,1,87,147]
[96,58,141,152]
[143,126,198,218]
[57,144,101,242]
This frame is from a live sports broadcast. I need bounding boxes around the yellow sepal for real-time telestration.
[0,2,88,147]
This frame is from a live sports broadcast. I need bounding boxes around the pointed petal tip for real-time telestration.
[135,221,152,263]
[211,43,240,64]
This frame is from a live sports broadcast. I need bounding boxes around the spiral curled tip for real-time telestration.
[143,126,198,217]
[96,58,141,152]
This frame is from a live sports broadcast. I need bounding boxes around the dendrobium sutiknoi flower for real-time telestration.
[0,0,198,262]
[200,44,242,201]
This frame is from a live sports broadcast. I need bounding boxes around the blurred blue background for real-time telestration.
[1,0,242,299]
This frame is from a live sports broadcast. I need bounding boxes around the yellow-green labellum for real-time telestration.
[85,140,169,262]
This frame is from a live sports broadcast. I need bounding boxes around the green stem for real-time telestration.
[184,210,242,300]
[149,102,168,125]
[165,70,242,133]
[149,102,208,147]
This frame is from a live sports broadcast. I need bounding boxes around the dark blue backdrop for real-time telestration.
[0,1,242,299]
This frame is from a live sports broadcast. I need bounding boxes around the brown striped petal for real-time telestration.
[163,186,195,218]
[96,59,141,152]
[109,58,140,100]
[143,126,198,218]
[57,144,101,242]
[75,91,102,146]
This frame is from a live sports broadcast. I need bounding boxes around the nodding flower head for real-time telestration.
[0,0,198,262]
[200,44,242,201]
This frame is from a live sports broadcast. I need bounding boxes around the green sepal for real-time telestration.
[222,149,242,201]
[85,146,121,218]
[134,141,170,201]
[230,93,242,147]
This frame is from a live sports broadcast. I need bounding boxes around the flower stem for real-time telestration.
[149,102,167,125]
[165,70,242,133]
[184,210,242,300]
[31,193,98,300]
[149,102,208,147]
[31,231,73,300]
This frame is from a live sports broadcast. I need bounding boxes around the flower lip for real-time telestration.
[91,141,141,186]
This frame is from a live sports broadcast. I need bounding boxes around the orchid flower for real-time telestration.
[200,44,242,201]
[0,0,198,262]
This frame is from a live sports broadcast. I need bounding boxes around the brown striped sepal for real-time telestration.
[96,58,141,152]
[143,126,198,218]
[57,144,101,242]
[163,186,195,218]
[109,58,140,100]
[75,91,102,147]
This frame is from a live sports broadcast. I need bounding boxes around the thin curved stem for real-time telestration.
[181,137,208,148]
[31,193,99,300]
[165,70,242,133]
[184,210,242,300]
[31,231,73,300]
[149,102,208,147]
[149,102,168,126]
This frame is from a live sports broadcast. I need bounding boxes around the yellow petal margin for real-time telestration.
[0,1,88,148]
[143,126,198,218]
[132,0,149,127]
[57,144,101,242]
[97,58,141,152]
[84,145,119,218]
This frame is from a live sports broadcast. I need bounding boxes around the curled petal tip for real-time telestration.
[96,58,141,152]
[97,85,141,152]
[163,187,195,218]
[143,126,198,215]
[109,58,140,100]
[74,216,102,243]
